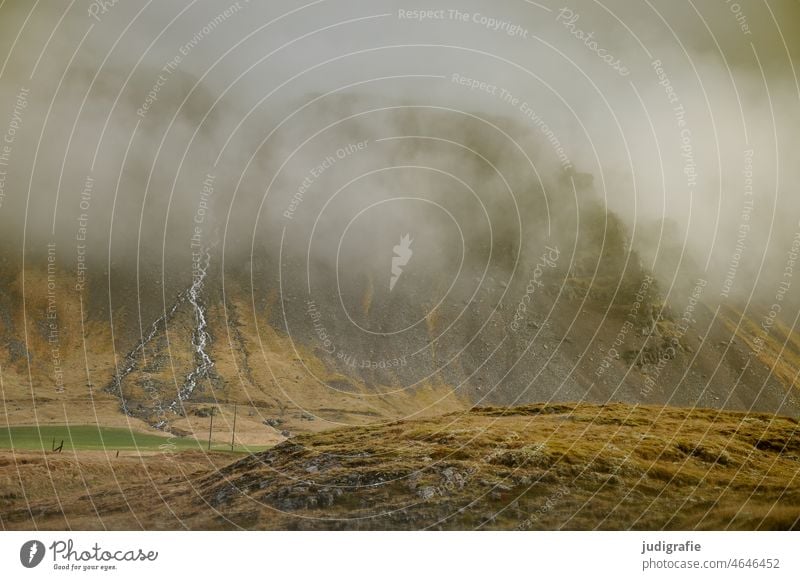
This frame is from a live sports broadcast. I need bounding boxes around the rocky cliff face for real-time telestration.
[0,101,797,435]
[1,165,798,440]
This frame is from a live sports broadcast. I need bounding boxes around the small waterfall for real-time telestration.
[169,247,215,412]
[107,289,189,413]
[107,246,217,426]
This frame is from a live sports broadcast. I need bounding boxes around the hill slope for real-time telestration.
[3,402,798,530]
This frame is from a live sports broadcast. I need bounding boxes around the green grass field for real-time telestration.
[0,425,212,452]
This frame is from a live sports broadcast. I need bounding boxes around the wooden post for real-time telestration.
[207,409,214,451]
[230,403,237,452]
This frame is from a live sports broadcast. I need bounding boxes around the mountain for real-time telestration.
[0,104,798,446]
[1,170,799,447]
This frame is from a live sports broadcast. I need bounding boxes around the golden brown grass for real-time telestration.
[2,402,797,530]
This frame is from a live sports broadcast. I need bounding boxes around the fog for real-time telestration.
[0,0,798,312]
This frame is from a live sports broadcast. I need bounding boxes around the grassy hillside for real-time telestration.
[3,402,798,530]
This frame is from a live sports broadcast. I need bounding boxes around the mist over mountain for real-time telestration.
[0,0,798,435]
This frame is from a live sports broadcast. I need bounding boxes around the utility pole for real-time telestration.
[230,403,237,452]
[207,408,214,451]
